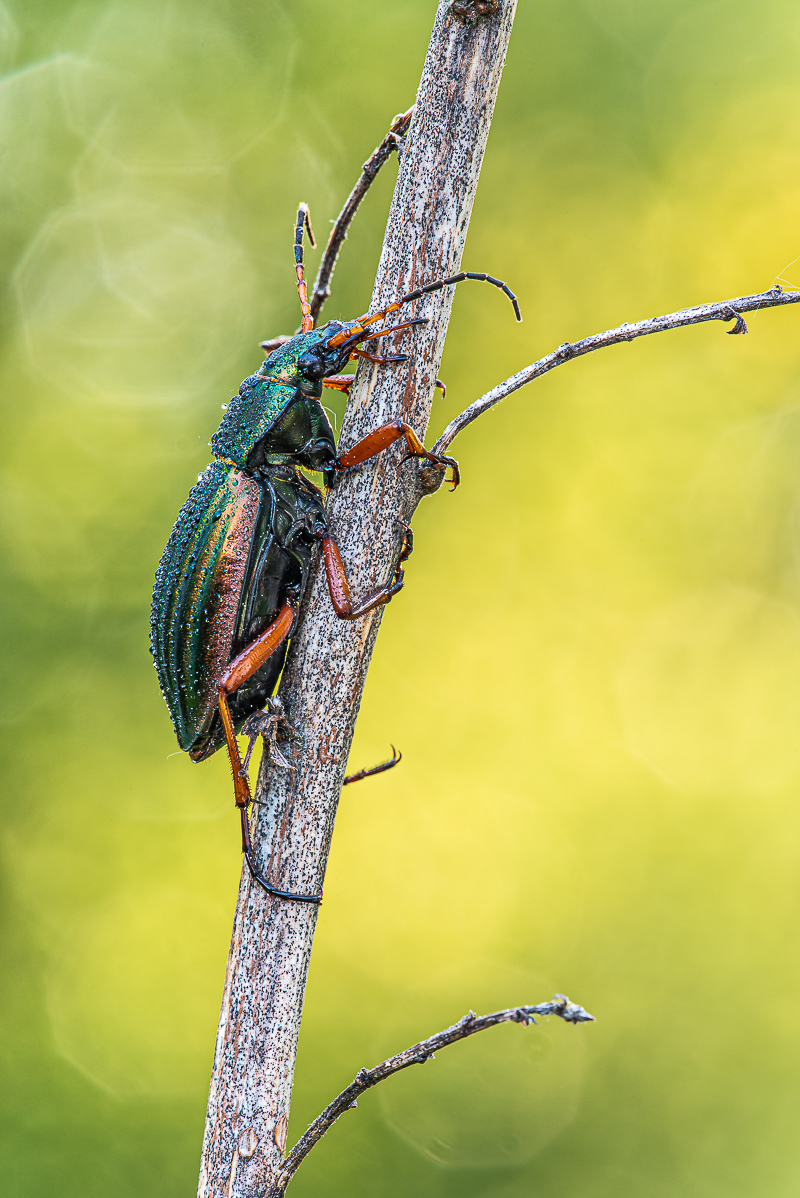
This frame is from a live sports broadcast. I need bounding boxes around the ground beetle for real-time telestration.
[151,204,520,902]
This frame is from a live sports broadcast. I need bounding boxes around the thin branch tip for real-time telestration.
[433,284,800,455]
[270,994,593,1194]
[551,993,596,1023]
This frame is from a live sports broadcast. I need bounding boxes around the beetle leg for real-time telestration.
[322,374,356,393]
[399,447,459,491]
[319,521,412,619]
[350,348,409,366]
[216,600,322,904]
[331,356,442,390]
[334,419,460,491]
[322,344,409,393]
[217,600,295,811]
[344,745,401,784]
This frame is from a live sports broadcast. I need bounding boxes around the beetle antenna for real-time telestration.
[398,272,521,323]
[358,318,429,342]
[294,203,316,333]
[325,270,521,348]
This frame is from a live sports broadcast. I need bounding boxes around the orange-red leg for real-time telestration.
[320,523,412,619]
[325,369,445,397]
[323,374,355,393]
[323,341,411,397]
[216,600,322,903]
[350,323,443,392]
[335,420,460,490]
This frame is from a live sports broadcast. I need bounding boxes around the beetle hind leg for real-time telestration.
[216,600,322,904]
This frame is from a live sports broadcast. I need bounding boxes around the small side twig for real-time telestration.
[269,994,594,1197]
[309,106,414,324]
[260,107,414,354]
[433,284,800,454]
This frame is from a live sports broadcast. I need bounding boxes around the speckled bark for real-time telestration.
[197,4,517,1195]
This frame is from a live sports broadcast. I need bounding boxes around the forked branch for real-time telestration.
[433,285,800,454]
[269,994,594,1197]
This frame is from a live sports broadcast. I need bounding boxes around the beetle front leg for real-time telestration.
[322,374,356,394]
[319,522,413,620]
[216,599,322,904]
[335,420,460,490]
[323,346,409,393]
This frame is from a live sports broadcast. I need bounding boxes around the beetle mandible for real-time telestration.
[150,204,521,903]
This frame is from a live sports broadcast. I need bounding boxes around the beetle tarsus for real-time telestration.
[381,522,413,598]
[239,795,322,903]
[244,850,323,904]
[401,449,460,491]
[397,520,414,563]
[344,745,402,785]
[351,348,409,366]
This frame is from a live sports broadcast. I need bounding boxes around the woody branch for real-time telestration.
[196,5,520,1197]
[434,285,800,454]
[269,995,594,1197]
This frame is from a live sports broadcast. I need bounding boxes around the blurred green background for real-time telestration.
[3,1,800,1194]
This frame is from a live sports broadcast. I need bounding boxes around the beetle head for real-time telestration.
[295,321,363,383]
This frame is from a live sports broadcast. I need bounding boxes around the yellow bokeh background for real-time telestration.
[3,2,800,1195]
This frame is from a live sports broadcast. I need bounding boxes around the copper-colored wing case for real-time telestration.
[150,462,260,753]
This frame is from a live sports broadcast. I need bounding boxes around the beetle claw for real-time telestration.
[400,450,460,491]
[395,520,414,563]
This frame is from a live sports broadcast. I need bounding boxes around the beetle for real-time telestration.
[150,204,520,902]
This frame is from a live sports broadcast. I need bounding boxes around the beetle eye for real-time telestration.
[298,351,326,380]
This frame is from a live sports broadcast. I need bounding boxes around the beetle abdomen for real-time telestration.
[150,461,260,751]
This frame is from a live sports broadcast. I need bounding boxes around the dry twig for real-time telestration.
[260,108,414,354]
[434,285,800,454]
[270,995,594,1197]
[309,107,414,324]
